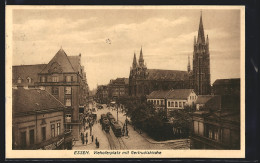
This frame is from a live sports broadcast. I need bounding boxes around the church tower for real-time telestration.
[192,12,211,95]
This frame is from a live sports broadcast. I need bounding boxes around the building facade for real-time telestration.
[129,13,211,97]
[147,89,197,117]
[108,78,129,100]
[12,88,73,150]
[96,85,109,104]
[12,48,89,141]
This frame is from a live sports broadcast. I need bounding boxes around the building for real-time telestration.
[212,78,240,96]
[195,95,220,111]
[147,89,197,116]
[108,77,129,100]
[190,94,240,149]
[129,13,211,97]
[96,85,109,104]
[12,48,89,141]
[12,87,73,150]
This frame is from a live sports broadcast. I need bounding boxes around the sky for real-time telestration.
[12,8,241,90]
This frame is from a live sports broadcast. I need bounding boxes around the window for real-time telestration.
[161,100,164,105]
[157,100,159,105]
[65,98,72,106]
[17,77,22,83]
[214,131,219,141]
[57,123,60,135]
[40,76,46,82]
[29,129,34,145]
[51,124,55,137]
[179,102,182,107]
[20,131,26,149]
[168,101,170,107]
[65,87,72,95]
[209,130,213,139]
[52,76,58,82]
[171,102,174,107]
[175,102,178,107]
[52,87,59,95]
[27,77,32,83]
[65,114,71,123]
[66,76,71,82]
[42,127,46,141]
[183,102,185,107]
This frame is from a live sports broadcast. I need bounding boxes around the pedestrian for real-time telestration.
[92,135,94,142]
[95,137,98,144]
[82,135,85,144]
[96,141,99,148]
[86,132,88,138]
[86,138,88,145]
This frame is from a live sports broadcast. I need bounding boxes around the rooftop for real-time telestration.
[13,88,65,115]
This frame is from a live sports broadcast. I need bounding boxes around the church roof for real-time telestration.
[13,88,65,115]
[12,64,46,85]
[147,69,189,81]
[40,49,76,73]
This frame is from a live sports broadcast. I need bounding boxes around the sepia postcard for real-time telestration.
[6,5,245,158]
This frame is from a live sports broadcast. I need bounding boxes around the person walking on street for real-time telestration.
[86,132,88,139]
[86,138,88,145]
[95,137,98,144]
[82,135,85,144]
[92,135,94,142]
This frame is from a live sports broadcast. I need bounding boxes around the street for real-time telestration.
[72,103,190,150]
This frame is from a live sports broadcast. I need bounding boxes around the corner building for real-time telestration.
[35,48,88,140]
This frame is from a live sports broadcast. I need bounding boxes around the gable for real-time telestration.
[40,49,75,74]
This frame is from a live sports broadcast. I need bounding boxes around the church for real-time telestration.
[129,13,211,97]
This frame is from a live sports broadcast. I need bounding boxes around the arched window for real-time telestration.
[17,77,22,83]
[27,77,32,83]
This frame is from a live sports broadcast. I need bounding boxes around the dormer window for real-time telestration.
[17,77,22,83]
[27,77,32,83]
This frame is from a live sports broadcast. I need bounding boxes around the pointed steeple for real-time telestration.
[187,55,191,72]
[139,46,144,67]
[132,52,137,68]
[197,11,205,44]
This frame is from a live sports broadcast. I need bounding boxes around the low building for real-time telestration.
[190,95,240,149]
[195,95,221,111]
[12,87,73,150]
[147,89,197,115]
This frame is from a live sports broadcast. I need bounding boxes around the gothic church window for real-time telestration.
[17,77,22,83]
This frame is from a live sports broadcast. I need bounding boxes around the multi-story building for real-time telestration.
[190,77,241,149]
[96,85,109,104]
[129,13,211,97]
[108,78,129,100]
[12,48,89,141]
[147,89,197,116]
[12,87,73,150]
[212,78,240,96]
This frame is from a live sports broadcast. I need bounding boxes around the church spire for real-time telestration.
[132,52,137,68]
[197,11,205,44]
[139,46,144,67]
[187,55,191,72]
